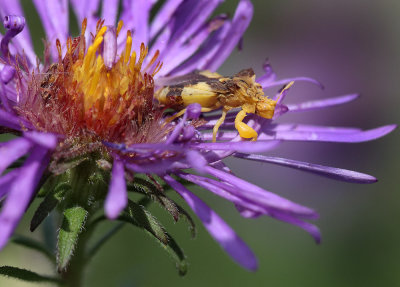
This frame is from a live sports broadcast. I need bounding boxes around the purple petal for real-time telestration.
[265,77,324,92]
[150,0,184,38]
[270,212,321,244]
[0,146,50,249]
[191,140,281,153]
[205,0,253,71]
[0,169,19,198]
[105,157,128,219]
[287,94,360,112]
[255,60,277,85]
[163,175,258,271]
[160,15,227,75]
[125,159,189,175]
[0,109,31,130]
[205,166,318,218]
[185,150,207,174]
[101,0,119,25]
[32,0,68,60]
[70,0,100,39]
[234,153,377,183]
[168,20,231,76]
[121,0,152,51]
[267,124,362,134]
[24,131,59,149]
[0,2,36,65]
[0,137,32,174]
[259,125,397,143]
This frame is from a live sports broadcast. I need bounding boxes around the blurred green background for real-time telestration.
[0,0,399,286]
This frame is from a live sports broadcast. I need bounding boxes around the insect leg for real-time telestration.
[165,107,215,124]
[212,108,229,142]
[234,109,258,141]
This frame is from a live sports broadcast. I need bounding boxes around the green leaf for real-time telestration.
[122,200,168,244]
[11,235,55,263]
[31,182,71,232]
[57,206,88,271]
[122,200,188,276]
[128,178,196,237]
[156,232,188,276]
[0,266,61,284]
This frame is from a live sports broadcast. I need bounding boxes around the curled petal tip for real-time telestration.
[3,15,25,32]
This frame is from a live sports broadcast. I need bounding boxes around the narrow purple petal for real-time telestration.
[105,157,128,219]
[267,124,362,134]
[205,166,318,218]
[287,94,360,112]
[0,169,19,198]
[121,0,152,51]
[179,173,268,215]
[270,212,321,244]
[101,0,119,25]
[0,146,50,249]
[0,109,30,130]
[191,140,281,153]
[0,2,36,65]
[163,175,258,271]
[70,0,100,39]
[205,0,253,71]
[160,15,227,75]
[259,125,397,143]
[264,77,324,91]
[255,61,277,85]
[150,0,184,38]
[33,0,68,60]
[0,137,32,174]
[234,153,377,183]
[24,131,59,149]
[185,150,207,174]
[168,20,231,76]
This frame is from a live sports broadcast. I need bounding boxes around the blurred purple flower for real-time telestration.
[0,0,395,271]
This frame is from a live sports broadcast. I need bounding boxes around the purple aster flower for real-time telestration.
[0,0,395,275]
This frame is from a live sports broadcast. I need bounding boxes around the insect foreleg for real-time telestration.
[212,108,229,142]
[234,109,258,141]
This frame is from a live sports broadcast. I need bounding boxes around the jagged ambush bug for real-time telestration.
[156,68,293,142]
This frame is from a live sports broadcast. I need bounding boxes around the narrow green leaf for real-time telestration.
[0,266,61,284]
[11,235,55,262]
[156,232,188,276]
[122,200,168,244]
[128,178,197,237]
[57,206,88,271]
[31,183,70,232]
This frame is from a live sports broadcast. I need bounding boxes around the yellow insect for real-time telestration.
[155,68,293,142]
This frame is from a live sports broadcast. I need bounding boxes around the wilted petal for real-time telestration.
[164,175,258,271]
